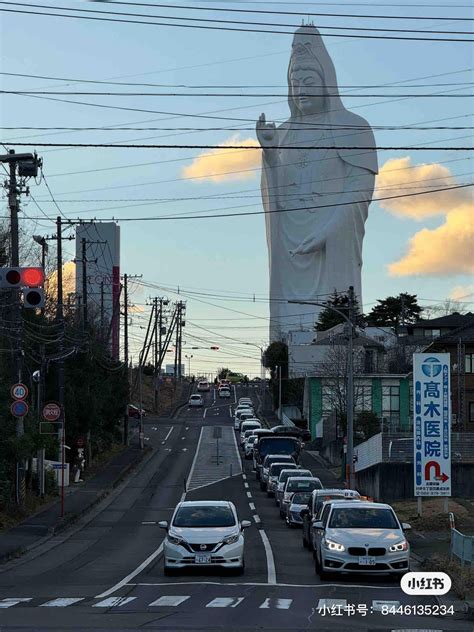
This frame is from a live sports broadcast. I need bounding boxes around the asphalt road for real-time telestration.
[0,385,468,631]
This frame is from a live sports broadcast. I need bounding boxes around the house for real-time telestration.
[403,312,473,341]
[423,315,474,429]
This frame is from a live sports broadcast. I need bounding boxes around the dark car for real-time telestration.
[254,435,302,481]
[271,425,311,442]
[301,488,361,550]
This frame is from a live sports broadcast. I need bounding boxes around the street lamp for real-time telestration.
[288,288,356,490]
[185,354,193,377]
[32,235,48,270]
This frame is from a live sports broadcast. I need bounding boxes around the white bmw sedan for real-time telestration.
[159,501,251,575]
[313,500,411,579]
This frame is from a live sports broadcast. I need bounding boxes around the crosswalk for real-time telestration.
[0,595,405,613]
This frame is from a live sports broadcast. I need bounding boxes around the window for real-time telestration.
[356,385,372,412]
[173,505,235,528]
[466,353,474,374]
[322,384,334,414]
[382,385,400,415]
[329,508,398,529]
[424,329,441,338]
[469,402,474,424]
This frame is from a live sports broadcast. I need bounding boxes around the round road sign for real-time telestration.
[11,383,28,400]
[43,402,61,422]
[11,400,29,417]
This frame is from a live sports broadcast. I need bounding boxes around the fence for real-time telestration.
[451,528,474,566]
[353,433,383,473]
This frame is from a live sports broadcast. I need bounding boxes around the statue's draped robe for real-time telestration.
[261,28,378,341]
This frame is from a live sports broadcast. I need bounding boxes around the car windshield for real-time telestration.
[287,479,321,492]
[329,507,399,529]
[292,492,312,504]
[190,396,200,400]
[247,436,257,444]
[173,505,236,528]
[279,470,311,483]
[270,463,297,477]
[265,456,293,467]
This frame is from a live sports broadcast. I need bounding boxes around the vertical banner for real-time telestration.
[413,353,451,497]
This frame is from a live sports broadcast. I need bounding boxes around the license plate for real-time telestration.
[358,556,376,566]
[195,553,211,564]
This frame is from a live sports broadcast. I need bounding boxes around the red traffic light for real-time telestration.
[22,267,44,287]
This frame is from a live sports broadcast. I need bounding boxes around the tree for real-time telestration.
[216,367,231,380]
[315,290,363,332]
[367,293,422,333]
[262,341,288,375]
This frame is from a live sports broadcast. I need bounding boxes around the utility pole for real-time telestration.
[174,303,179,382]
[121,273,142,444]
[123,273,129,445]
[100,281,104,337]
[346,286,355,490]
[153,297,159,411]
[81,238,88,329]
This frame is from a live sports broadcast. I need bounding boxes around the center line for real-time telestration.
[249,502,255,511]
[244,482,249,488]
[246,491,252,498]
[162,427,174,443]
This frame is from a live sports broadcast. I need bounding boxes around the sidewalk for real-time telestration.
[0,444,151,564]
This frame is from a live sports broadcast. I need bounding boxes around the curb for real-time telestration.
[0,445,152,566]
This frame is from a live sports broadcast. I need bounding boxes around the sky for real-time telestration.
[0,1,473,377]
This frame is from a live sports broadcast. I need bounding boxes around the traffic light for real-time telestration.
[0,267,45,309]
[0,267,22,288]
[22,267,45,309]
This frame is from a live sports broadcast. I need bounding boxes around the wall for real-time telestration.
[355,463,474,502]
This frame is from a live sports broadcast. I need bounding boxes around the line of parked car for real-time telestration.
[235,400,412,581]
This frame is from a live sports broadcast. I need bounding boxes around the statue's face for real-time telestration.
[290,68,326,116]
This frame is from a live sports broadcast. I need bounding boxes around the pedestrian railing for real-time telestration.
[451,527,474,566]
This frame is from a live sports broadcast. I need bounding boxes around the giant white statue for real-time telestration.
[257,25,378,341]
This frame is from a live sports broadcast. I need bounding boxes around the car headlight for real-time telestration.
[222,533,240,545]
[322,538,345,552]
[167,534,185,546]
[389,540,408,552]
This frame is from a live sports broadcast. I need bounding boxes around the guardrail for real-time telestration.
[451,526,474,566]
[280,411,296,427]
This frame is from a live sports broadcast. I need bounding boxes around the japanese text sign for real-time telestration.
[413,353,451,497]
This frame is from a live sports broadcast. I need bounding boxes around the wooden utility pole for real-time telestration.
[123,273,129,445]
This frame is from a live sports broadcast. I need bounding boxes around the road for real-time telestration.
[0,385,468,631]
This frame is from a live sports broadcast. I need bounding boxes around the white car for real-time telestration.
[188,394,204,408]
[244,435,258,459]
[240,427,260,447]
[219,387,231,398]
[239,420,262,443]
[313,500,411,579]
[238,398,252,406]
[160,500,251,575]
[197,381,210,392]
[234,409,255,430]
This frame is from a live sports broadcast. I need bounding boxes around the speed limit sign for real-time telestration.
[11,383,28,400]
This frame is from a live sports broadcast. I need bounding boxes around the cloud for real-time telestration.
[377,157,474,277]
[376,156,468,220]
[388,206,474,277]
[181,135,261,183]
[449,284,474,301]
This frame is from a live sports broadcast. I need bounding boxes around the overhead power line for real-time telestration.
[3,91,474,97]
[3,142,472,149]
[87,0,474,21]
[1,3,473,41]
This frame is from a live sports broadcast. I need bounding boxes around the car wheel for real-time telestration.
[266,490,273,498]
[234,560,245,576]
[279,509,285,519]
[315,555,331,580]
[260,481,266,492]
[302,534,308,548]
[164,564,175,576]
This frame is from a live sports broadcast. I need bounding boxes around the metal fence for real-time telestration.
[451,528,474,565]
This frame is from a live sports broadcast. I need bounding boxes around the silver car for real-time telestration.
[313,500,411,579]
[275,469,312,507]
[260,454,295,491]
[266,462,298,497]
[280,477,322,518]
[285,490,312,527]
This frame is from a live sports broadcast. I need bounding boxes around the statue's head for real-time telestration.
[287,25,340,119]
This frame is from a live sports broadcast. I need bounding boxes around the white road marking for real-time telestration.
[203,407,207,419]
[182,448,188,451]
[162,427,174,444]
[40,598,84,608]
[93,597,136,608]
[181,436,185,440]
[229,406,232,417]
[242,474,246,480]
[141,521,157,525]
[258,529,277,585]
[130,581,399,589]
[372,600,400,611]
[259,598,292,609]
[253,515,261,523]
[244,482,249,488]
[206,597,244,608]
[233,385,237,404]
[246,491,252,498]
[249,502,255,511]
[149,595,190,607]
[317,599,347,610]
[186,426,204,489]
[185,426,189,430]
[0,598,32,608]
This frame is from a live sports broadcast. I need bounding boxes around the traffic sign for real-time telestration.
[11,400,29,417]
[42,402,61,422]
[76,437,85,447]
[11,383,28,400]
[40,421,62,435]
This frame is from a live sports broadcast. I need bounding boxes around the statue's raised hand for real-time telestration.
[256,113,277,149]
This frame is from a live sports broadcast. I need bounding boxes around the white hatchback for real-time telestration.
[188,394,204,408]
[160,501,251,574]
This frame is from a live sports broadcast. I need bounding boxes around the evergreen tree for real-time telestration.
[367,293,422,332]
[315,290,363,331]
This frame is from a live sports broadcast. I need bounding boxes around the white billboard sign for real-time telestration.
[413,353,451,497]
